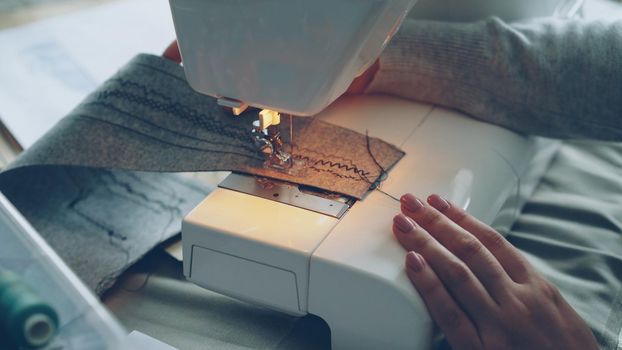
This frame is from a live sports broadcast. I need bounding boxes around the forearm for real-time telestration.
[368,18,622,140]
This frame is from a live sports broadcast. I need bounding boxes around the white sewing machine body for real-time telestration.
[169,0,417,116]
[182,95,558,349]
[169,0,580,348]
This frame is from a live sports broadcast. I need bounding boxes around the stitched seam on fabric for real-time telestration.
[293,154,372,178]
[74,114,264,160]
[100,88,250,139]
[98,79,249,139]
[125,63,380,181]
[135,62,187,83]
[295,146,360,168]
[78,112,376,183]
[87,101,259,154]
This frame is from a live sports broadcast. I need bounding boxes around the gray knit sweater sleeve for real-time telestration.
[367,18,622,140]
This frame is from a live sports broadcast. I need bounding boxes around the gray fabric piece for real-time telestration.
[507,141,622,350]
[9,53,403,199]
[0,168,210,295]
[367,17,622,141]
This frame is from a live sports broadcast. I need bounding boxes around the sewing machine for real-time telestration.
[168,0,576,348]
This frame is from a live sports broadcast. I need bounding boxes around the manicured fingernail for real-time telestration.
[394,214,414,233]
[401,194,424,212]
[427,194,450,211]
[406,251,425,272]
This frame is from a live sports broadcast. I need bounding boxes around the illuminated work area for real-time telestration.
[0,0,620,349]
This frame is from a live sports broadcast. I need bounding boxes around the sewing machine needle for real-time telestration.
[289,114,293,153]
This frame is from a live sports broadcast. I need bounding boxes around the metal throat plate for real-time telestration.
[218,173,350,219]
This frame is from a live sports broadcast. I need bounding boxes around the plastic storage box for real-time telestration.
[0,193,127,349]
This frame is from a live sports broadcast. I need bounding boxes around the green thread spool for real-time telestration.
[0,269,59,348]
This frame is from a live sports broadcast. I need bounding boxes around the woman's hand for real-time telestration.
[393,194,599,350]
[163,41,182,63]
[344,59,379,95]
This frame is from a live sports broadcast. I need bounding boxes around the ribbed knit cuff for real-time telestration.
[365,19,493,106]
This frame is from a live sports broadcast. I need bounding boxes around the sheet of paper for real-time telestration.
[0,0,175,149]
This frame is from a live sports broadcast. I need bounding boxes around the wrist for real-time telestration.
[345,59,380,95]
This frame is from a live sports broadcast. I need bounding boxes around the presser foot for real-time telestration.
[251,110,293,171]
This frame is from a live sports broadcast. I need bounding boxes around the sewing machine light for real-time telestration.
[258,109,281,130]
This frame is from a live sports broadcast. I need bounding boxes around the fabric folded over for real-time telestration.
[8,54,404,199]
